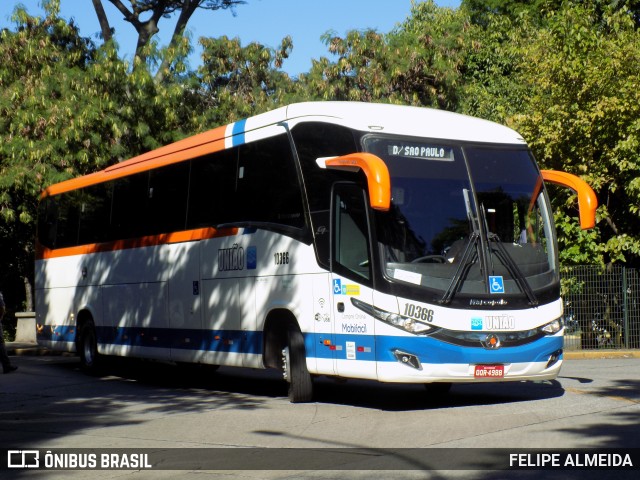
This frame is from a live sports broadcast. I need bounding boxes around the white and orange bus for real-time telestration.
[35,102,596,402]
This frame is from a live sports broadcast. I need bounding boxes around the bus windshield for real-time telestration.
[364,136,558,303]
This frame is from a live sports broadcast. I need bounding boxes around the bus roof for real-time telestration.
[42,102,526,197]
[284,102,526,144]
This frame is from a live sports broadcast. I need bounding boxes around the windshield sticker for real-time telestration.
[393,269,422,285]
[387,144,454,161]
[489,276,505,294]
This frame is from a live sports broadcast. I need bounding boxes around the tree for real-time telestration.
[460,1,640,266]
[300,1,467,109]
[462,0,640,27]
[195,35,295,123]
[0,1,208,312]
[462,0,559,25]
[91,0,246,79]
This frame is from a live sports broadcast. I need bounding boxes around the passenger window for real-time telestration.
[77,183,112,245]
[147,162,190,234]
[111,172,149,240]
[187,148,238,228]
[237,134,304,228]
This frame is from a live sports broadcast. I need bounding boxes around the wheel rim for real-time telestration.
[282,346,291,382]
[83,331,95,366]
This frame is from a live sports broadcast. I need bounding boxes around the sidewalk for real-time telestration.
[5,341,69,356]
[5,341,640,360]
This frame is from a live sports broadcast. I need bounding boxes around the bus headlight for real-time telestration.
[541,318,563,335]
[351,298,435,335]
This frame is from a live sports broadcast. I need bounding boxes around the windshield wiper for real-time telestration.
[441,191,539,306]
[487,232,538,306]
[440,189,484,305]
[476,202,538,306]
[439,232,479,305]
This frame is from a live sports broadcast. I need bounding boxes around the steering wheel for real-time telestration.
[411,255,447,264]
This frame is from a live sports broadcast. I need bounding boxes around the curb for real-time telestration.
[563,350,640,360]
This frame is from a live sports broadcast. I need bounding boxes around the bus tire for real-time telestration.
[282,326,313,403]
[78,320,100,373]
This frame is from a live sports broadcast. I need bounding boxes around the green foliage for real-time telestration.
[300,1,467,109]
[0,3,210,309]
[196,35,296,122]
[459,1,640,266]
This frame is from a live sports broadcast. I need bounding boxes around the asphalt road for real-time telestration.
[0,351,638,479]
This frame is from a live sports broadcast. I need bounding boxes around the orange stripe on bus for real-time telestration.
[36,227,238,260]
[41,126,229,198]
[106,126,228,172]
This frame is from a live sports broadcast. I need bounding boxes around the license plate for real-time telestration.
[474,365,504,378]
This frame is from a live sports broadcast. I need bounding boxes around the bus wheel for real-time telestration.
[424,382,452,396]
[78,320,100,373]
[282,326,313,403]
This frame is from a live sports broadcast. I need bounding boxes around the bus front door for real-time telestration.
[330,183,377,380]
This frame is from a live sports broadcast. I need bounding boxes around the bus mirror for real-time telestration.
[317,153,391,211]
[541,170,598,229]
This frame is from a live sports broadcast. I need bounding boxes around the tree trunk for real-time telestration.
[23,277,33,312]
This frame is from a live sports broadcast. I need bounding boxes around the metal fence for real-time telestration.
[561,265,640,350]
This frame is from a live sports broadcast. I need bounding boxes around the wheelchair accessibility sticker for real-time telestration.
[489,276,505,294]
[332,279,360,296]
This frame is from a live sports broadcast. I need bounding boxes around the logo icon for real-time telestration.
[484,334,502,349]
[471,318,483,330]
[489,276,505,294]
[246,246,257,270]
[8,450,40,469]
[333,279,342,295]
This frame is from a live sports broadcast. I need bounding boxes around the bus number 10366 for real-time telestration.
[403,303,435,322]
[274,252,290,265]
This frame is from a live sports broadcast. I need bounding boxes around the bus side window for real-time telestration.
[77,183,112,245]
[147,162,190,234]
[111,172,149,240]
[37,196,60,249]
[290,122,360,267]
[52,191,81,248]
[237,134,304,228]
[187,148,238,228]
[331,184,372,283]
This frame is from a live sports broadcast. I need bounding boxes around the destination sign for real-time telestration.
[387,144,454,161]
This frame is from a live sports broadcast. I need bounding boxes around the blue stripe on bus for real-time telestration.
[37,326,562,365]
[231,119,247,146]
[305,332,563,365]
[37,325,263,355]
[99,327,263,355]
[37,325,76,343]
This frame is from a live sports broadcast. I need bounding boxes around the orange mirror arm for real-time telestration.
[324,153,391,211]
[541,170,598,229]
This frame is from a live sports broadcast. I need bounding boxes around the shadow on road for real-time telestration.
[62,355,566,412]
